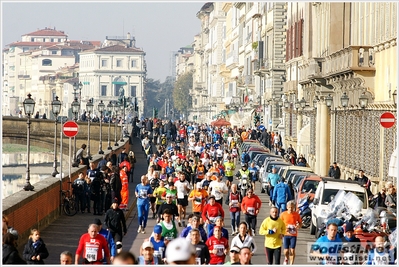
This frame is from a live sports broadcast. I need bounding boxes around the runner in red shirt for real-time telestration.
[75,224,110,264]
[241,189,262,236]
[205,226,229,264]
[202,195,225,234]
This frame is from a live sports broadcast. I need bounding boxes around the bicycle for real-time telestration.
[61,189,78,216]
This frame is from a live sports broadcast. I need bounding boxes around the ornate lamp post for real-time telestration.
[71,98,80,163]
[23,93,35,191]
[119,103,125,142]
[325,94,333,108]
[86,99,94,159]
[107,101,113,150]
[359,92,369,109]
[73,82,83,114]
[98,100,105,154]
[51,96,61,177]
[113,102,119,146]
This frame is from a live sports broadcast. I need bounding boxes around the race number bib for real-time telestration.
[195,257,201,265]
[85,243,99,262]
[287,224,297,235]
[178,192,184,199]
[194,196,202,204]
[231,200,238,207]
[209,217,217,224]
[214,244,225,256]
[140,189,148,198]
[247,207,255,215]
[153,251,161,258]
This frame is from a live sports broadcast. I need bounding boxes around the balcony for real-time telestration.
[324,46,375,77]
[245,75,255,85]
[283,81,297,94]
[226,53,239,69]
[18,75,31,79]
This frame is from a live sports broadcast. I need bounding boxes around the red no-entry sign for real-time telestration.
[380,112,396,128]
[63,120,79,137]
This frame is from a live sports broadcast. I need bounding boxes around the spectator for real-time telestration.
[109,150,117,166]
[385,187,397,213]
[42,113,47,119]
[110,166,122,205]
[117,148,128,165]
[22,229,49,264]
[72,172,87,213]
[60,251,73,265]
[355,170,372,196]
[34,111,40,119]
[3,233,26,264]
[127,151,136,183]
[97,155,108,171]
[73,144,88,167]
[328,162,341,179]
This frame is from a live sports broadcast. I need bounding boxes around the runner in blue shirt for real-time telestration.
[310,223,343,265]
[135,175,153,234]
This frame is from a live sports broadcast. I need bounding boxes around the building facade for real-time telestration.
[75,34,147,118]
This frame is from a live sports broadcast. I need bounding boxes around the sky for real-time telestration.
[1,1,204,82]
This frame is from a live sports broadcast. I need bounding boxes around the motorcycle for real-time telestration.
[238,174,251,196]
[297,189,313,228]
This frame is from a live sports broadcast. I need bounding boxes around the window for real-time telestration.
[101,85,107,96]
[31,38,34,42]
[58,38,61,42]
[42,59,52,66]
[131,60,137,68]
[116,59,122,67]
[51,51,57,55]
[101,59,107,67]
[51,38,54,42]
[130,86,137,96]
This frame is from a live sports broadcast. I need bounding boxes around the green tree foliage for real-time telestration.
[173,72,193,115]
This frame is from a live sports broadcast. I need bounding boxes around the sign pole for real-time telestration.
[69,137,71,191]
[59,129,63,215]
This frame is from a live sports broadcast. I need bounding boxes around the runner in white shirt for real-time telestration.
[208,174,228,206]
[174,172,192,227]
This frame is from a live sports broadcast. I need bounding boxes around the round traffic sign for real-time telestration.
[380,112,396,128]
[63,120,79,137]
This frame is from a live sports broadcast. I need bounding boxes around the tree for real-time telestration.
[173,72,193,117]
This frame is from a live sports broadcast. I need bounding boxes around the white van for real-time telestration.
[309,177,369,235]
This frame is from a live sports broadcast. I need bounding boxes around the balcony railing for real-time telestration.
[226,53,239,69]
[283,81,297,94]
[324,45,375,76]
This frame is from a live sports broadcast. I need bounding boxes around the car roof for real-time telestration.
[320,177,366,191]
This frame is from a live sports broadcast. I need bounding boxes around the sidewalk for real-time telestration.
[21,133,148,264]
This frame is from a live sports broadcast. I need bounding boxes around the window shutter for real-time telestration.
[286,28,290,62]
[299,19,303,56]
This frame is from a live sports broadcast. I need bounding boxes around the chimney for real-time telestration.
[127,32,131,39]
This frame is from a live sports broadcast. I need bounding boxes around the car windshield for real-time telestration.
[322,189,367,209]
[301,180,319,193]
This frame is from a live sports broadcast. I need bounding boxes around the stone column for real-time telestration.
[315,102,321,175]
[319,101,330,176]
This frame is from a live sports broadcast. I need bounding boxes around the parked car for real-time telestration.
[248,151,269,162]
[295,175,322,207]
[309,177,369,235]
[260,161,292,194]
[281,166,314,181]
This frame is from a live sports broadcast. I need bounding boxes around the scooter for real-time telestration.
[298,189,312,228]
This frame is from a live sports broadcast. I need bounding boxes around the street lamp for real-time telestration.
[107,101,113,150]
[119,102,125,142]
[359,92,368,109]
[73,82,83,113]
[340,92,349,108]
[284,99,290,109]
[23,93,35,191]
[294,99,301,110]
[98,100,105,154]
[51,96,61,177]
[113,102,119,146]
[299,97,307,109]
[325,94,333,108]
[86,99,94,159]
[71,98,80,163]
